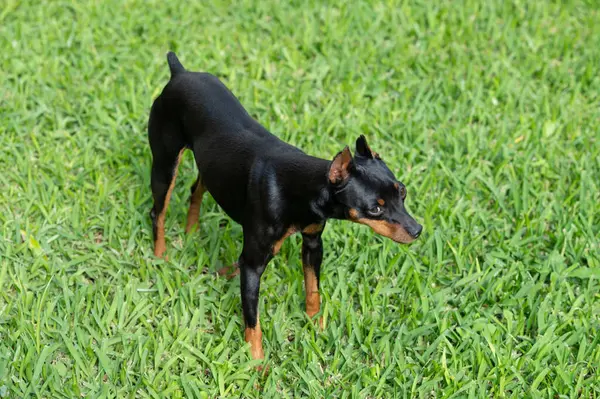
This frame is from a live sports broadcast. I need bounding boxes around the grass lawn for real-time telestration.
[1,0,600,397]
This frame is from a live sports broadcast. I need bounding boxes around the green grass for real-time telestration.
[1,0,600,397]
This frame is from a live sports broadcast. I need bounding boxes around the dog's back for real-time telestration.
[148,52,303,224]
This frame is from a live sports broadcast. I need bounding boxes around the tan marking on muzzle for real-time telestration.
[354,218,415,243]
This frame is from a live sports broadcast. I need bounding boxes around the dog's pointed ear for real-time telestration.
[355,135,378,159]
[329,146,353,184]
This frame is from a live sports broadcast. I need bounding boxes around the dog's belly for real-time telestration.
[191,129,283,223]
[191,129,300,227]
[201,171,248,225]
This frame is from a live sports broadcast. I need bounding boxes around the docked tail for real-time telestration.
[166,51,185,77]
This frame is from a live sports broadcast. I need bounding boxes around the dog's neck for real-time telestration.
[270,150,354,227]
[294,156,349,222]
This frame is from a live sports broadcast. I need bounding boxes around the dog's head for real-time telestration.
[329,135,422,243]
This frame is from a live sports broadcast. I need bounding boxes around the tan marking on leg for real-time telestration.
[244,317,264,360]
[302,223,324,235]
[273,227,297,255]
[304,265,322,328]
[185,178,205,233]
[154,149,185,258]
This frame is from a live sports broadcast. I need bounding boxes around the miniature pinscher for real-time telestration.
[148,52,422,362]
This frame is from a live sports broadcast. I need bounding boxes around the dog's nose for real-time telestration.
[409,224,423,239]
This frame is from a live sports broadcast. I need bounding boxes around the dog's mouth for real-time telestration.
[353,218,418,244]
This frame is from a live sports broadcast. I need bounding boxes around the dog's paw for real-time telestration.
[217,262,240,279]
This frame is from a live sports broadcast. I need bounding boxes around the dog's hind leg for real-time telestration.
[148,106,186,258]
[150,147,184,258]
[185,173,205,233]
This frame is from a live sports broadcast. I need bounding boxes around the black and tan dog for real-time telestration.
[148,52,422,362]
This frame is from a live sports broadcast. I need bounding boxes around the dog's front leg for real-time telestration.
[301,227,324,329]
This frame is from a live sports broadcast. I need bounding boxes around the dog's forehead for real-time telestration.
[356,157,397,181]
[353,159,400,199]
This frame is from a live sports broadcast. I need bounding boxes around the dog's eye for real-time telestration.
[399,186,407,200]
[367,206,384,217]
